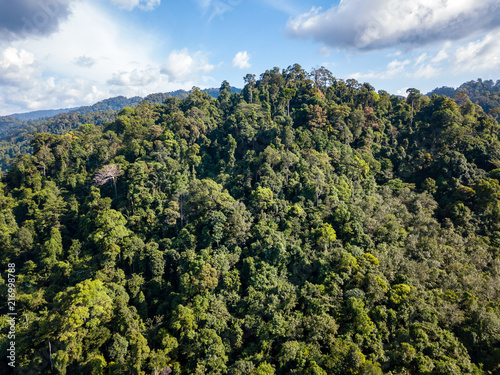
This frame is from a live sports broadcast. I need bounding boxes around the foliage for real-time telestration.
[0,66,499,375]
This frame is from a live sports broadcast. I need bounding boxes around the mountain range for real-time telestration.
[3,87,242,121]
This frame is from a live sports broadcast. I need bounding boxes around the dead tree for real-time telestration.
[93,164,123,201]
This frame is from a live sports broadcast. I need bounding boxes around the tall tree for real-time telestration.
[244,74,256,103]
[406,88,421,127]
[93,164,123,201]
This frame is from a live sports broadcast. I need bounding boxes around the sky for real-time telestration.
[0,0,500,115]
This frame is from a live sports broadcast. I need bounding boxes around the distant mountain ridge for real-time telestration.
[9,107,79,121]
[4,87,242,121]
[0,86,241,170]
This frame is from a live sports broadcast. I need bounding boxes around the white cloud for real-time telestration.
[414,64,440,79]
[0,47,38,87]
[110,0,161,11]
[454,31,500,72]
[415,53,428,65]
[0,76,106,114]
[161,48,215,82]
[0,1,166,115]
[350,54,444,81]
[14,2,156,83]
[107,67,159,86]
[396,87,410,97]
[351,58,410,80]
[432,49,448,63]
[411,47,448,77]
[0,46,89,113]
[287,0,500,51]
[74,55,95,68]
[387,59,410,72]
[232,51,251,69]
[0,0,222,115]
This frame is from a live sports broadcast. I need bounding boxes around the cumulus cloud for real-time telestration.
[232,51,251,69]
[110,0,161,11]
[107,67,159,86]
[0,46,106,114]
[161,49,214,82]
[14,1,157,83]
[0,1,164,115]
[0,77,105,114]
[287,0,500,51]
[0,1,219,115]
[0,47,38,87]
[0,0,74,41]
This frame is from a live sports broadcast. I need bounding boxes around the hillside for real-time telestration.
[428,78,500,114]
[0,88,242,171]
[0,65,499,374]
[2,87,242,122]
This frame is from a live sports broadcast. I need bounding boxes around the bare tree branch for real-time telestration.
[93,164,123,200]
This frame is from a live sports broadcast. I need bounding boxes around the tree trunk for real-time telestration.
[49,342,53,370]
[113,177,118,201]
[410,99,414,127]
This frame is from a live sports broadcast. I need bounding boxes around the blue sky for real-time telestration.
[0,0,500,115]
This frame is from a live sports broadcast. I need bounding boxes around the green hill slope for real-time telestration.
[428,78,500,114]
[0,88,242,171]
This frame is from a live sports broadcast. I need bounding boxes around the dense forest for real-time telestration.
[428,79,500,115]
[1,65,500,374]
[0,89,241,172]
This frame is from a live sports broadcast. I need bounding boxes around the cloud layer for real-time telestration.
[0,0,74,41]
[161,49,215,82]
[0,0,219,116]
[349,29,500,84]
[455,31,500,72]
[0,1,166,114]
[287,0,500,51]
[0,47,38,87]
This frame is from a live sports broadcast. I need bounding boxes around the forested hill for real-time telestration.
[3,87,242,122]
[428,78,500,114]
[1,65,500,374]
[0,88,242,171]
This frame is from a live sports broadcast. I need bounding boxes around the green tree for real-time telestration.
[281,88,296,117]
